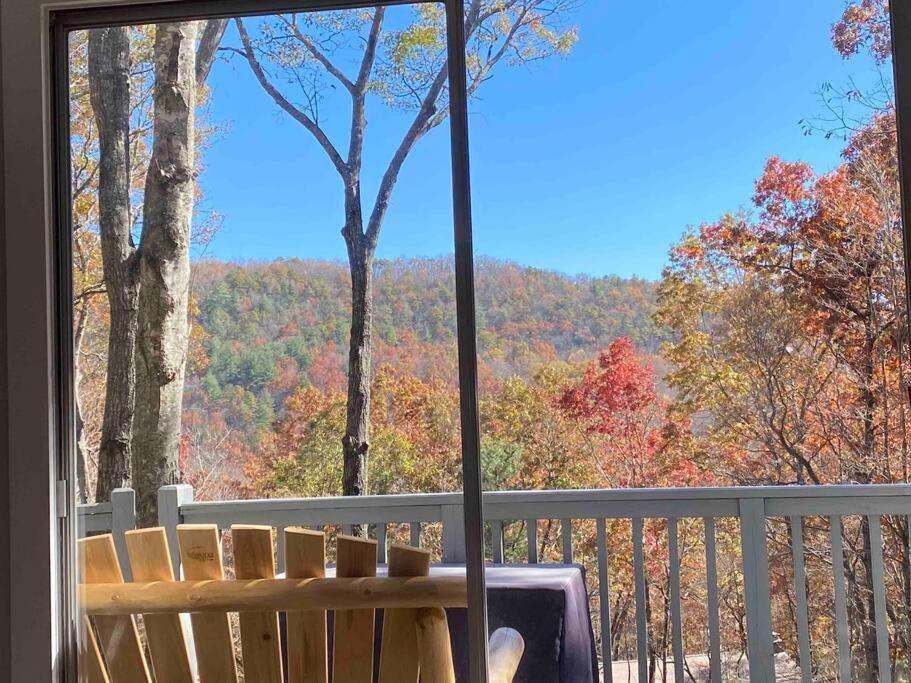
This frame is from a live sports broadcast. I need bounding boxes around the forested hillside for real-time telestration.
[184,256,667,447]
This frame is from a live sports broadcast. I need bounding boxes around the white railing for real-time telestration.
[77,487,136,579]
[78,483,911,682]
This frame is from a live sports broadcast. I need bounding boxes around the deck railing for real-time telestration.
[78,483,911,682]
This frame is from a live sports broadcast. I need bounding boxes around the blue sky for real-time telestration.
[200,0,885,279]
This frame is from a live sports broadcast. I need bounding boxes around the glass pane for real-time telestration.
[68,5,469,678]
[470,1,908,680]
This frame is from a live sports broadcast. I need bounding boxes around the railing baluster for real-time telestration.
[739,498,774,683]
[276,525,286,574]
[410,521,421,548]
[342,524,354,536]
[668,518,684,682]
[492,520,504,564]
[377,523,387,564]
[562,518,573,564]
[704,517,722,683]
[868,515,891,683]
[526,519,537,564]
[596,518,613,683]
[111,488,136,581]
[830,515,852,682]
[789,516,812,683]
[441,504,466,563]
[633,517,648,683]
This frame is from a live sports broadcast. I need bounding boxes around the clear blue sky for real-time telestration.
[200,0,885,279]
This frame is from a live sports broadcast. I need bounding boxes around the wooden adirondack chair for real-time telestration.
[78,525,524,683]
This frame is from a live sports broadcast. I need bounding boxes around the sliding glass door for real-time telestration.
[54,0,488,678]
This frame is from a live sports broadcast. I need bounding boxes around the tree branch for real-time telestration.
[196,18,228,89]
[347,7,386,187]
[282,14,355,93]
[365,62,447,248]
[365,0,498,247]
[467,6,532,96]
[356,7,385,91]
[235,18,348,180]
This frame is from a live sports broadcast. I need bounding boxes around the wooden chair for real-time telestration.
[78,525,524,683]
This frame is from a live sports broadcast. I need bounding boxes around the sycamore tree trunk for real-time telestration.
[88,26,139,502]
[74,304,89,503]
[132,21,197,526]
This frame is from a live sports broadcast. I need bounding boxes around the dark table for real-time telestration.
[280,564,598,682]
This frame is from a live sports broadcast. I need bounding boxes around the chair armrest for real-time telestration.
[488,627,524,683]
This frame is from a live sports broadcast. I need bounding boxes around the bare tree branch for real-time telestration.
[196,18,228,89]
[365,63,446,248]
[282,14,355,93]
[235,18,348,180]
[347,8,386,187]
[356,8,385,92]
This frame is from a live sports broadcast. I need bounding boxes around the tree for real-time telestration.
[84,19,227,520]
[231,0,577,499]
[657,116,909,676]
[88,27,139,501]
[559,337,700,490]
[131,22,200,526]
[70,30,105,502]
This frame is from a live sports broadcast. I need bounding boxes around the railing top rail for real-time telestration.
[177,483,911,516]
[76,501,113,515]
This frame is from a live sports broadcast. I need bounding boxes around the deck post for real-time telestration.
[739,498,774,682]
[441,503,466,563]
[110,487,136,579]
[158,484,194,577]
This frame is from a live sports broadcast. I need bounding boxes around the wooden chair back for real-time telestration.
[78,525,523,683]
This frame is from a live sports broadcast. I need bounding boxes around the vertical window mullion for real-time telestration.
[889,0,911,352]
[444,0,489,680]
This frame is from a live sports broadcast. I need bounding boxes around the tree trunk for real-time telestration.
[74,302,89,503]
[88,26,139,503]
[343,237,373,499]
[132,22,197,526]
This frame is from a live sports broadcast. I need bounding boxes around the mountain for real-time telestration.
[184,256,669,436]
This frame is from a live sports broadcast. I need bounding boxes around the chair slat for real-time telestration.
[333,534,378,683]
[177,524,238,682]
[233,525,283,683]
[79,535,151,683]
[378,544,431,683]
[416,606,455,683]
[79,616,111,683]
[488,627,525,683]
[124,528,193,682]
[285,528,328,683]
